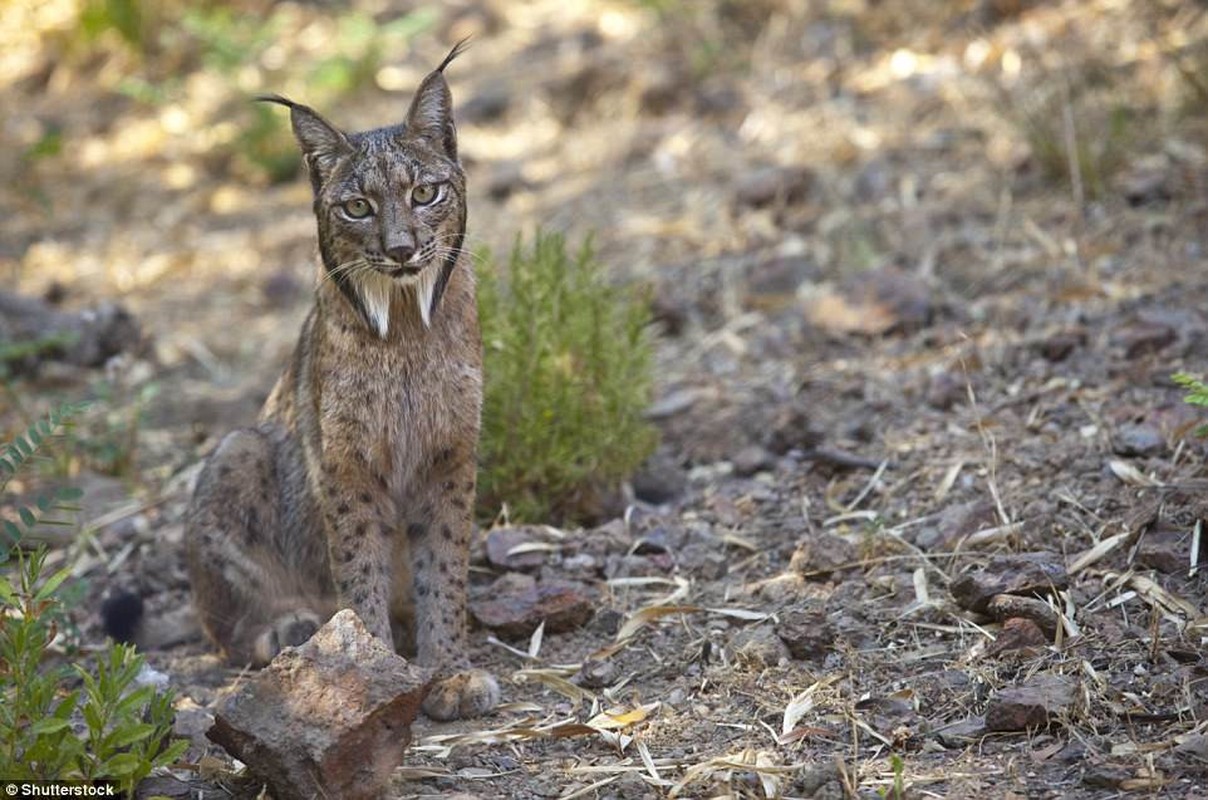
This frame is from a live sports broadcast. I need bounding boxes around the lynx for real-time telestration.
[183,42,497,720]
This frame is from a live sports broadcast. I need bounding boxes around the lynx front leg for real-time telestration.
[318,464,398,645]
[409,458,499,720]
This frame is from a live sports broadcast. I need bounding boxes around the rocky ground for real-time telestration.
[4,0,1208,797]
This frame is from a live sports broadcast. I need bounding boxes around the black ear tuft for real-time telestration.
[404,40,468,160]
[436,37,471,74]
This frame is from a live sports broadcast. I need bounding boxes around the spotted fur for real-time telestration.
[184,41,498,721]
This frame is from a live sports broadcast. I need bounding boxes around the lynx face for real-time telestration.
[261,49,467,336]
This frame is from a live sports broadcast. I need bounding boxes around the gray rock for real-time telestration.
[484,526,552,571]
[207,609,432,800]
[950,553,1069,614]
[985,594,1060,637]
[1112,422,1166,458]
[469,573,595,640]
[984,673,1078,732]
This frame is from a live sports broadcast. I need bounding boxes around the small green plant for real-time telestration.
[72,379,160,479]
[1,404,187,791]
[478,231,658,524]
[874,753,906,799]
[1173,372,1208,436]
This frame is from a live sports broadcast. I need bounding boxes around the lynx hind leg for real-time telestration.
[186,427,330,666]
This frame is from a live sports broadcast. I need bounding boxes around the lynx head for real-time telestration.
[259,41,468,337]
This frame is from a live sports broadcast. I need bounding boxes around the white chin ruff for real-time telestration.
[358,266,438,338]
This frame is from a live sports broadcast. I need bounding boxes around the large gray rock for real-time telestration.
[207,609,433,800]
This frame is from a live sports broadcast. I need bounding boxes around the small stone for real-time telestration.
[984,673,1078,732]
[1135,525,1193,574]
[207,609,432,800]
[1174,733,1208,762]
[484,526,552,571]
[950,553,1069,614]
[766,399,822,455]
[986,617,1047,657]
[731,625,790,668]
[1034,329,1085,362]
[575,658,617,689]
[733,165,814,209]
[789,533,856,580]
[732,445,774,477]
[742,256,817,312]
[775,607,834,662]
[933,716,986,748]
[632,449,687,503]
[1111,422,1166,458]
[1112,321,1176,358]
[985,594,1060,637]
[469,573,595,640]
[914,500,996,551]
[924,370,965,411]
[1082,764,1130,789]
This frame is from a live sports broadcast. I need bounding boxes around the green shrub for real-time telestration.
[478,231,658,524]
[0,404,187,791]
[1174,372,1208,437]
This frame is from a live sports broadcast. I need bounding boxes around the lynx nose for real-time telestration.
[387,244,416,265]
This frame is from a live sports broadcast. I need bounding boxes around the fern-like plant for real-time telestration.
[478,231,657,524]
[1173,372,1208,437]
[0,401,88,554]
[0,402,187,792]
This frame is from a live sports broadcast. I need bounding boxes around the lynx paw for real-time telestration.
[422,669,500,721]
[252,610,323,666]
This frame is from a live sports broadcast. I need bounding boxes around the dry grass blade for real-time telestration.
[755,750,781,798]
[516,668,596,704]
[912,566,930,606]
[719,531,760,551]
[962,521,1023,548]
[705,606,771,622]
[1108,459,1162,487]
[585,701,659,731]
[615,604,701,641]
[606,575,692,606]
[637,740,674,787]
[1191,519,1201,578]
[416,714,579,754]
[934,460,964,502]
[782,675,840,739]
[487,635,540,660]
[1113,572,1201,618]
[506,541,562,557]
[668,749,798,798]
[528,620,545,659]
[558,775,621,799]
[1069,532,1130,575]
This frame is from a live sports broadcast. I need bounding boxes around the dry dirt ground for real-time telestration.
[4,0,1208,797]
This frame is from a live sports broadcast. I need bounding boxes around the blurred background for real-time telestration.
[4,0,1208,491]
[5,5,1208,793]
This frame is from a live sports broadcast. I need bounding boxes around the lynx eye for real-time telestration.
[411,183,439,206]
[342,198,373,219]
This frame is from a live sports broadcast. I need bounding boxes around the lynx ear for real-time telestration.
[405,39,468,160]
[256,94,351,180]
